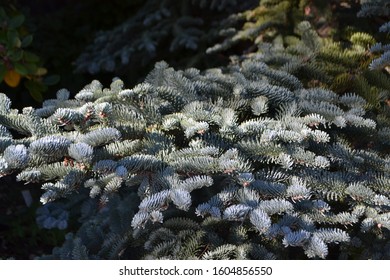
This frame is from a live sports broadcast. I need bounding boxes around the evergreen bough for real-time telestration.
[74,0,256,74]
[1,56,389,259]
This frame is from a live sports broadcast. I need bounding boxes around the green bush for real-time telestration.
[0,6,58,101]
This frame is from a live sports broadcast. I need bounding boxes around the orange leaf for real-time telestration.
[4,70,21,87]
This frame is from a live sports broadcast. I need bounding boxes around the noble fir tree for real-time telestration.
[0,0,389,259]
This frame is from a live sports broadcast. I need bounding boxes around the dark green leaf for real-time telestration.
[24,62,38,74]
[9,15,25,29]
[21,35,33,47]
[43,75,60,86]
[14,63,29,76]
[8,49,23,61]
[24,51,40,63]
[7,30,19,47]
[24,80,45,102]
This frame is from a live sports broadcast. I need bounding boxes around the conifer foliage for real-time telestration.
[74,0,257,74]
[0,0,389,259]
